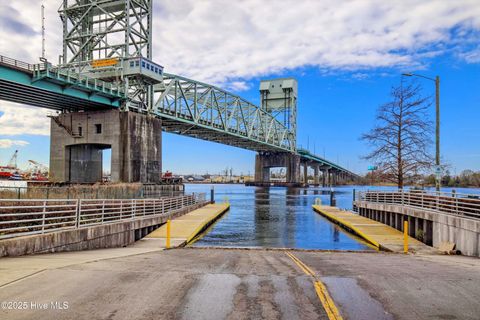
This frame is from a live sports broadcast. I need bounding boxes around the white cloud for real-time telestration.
[0,101,50,136]
[0,0,479,138]
[0,139,30,148]
[1,0,480,87]
[459,46,480,63]
[152,0,480,85]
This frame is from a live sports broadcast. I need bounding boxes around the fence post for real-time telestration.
[132,199,136,219]
[41,201,47,233]
[75,199,81,228]
[101,200,105,224]
[162,199,165,216]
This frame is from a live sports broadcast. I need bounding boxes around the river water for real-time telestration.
[185,184,480,250]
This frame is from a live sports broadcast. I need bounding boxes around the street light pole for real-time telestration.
[435,76,440,192]
[402,73,441,192]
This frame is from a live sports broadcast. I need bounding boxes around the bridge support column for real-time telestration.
[331,171,337,186]
[50,109,162,184]
[303,163,308,185]
[254,155,270,182]
[253,152,301,186]
[322,168,330,187]
[313,165,319,186]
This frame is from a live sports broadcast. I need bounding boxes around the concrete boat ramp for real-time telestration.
[1,203,480,320]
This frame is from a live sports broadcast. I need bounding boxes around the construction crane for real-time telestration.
[7,150,18,168]
[0,150,19,179]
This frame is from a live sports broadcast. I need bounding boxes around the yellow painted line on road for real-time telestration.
[285,251,315,277]
[285,251,343,320]
[314,281,343,320]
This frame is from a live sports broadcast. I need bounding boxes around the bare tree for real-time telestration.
[362,82,434,189]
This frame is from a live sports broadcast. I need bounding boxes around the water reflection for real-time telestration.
[187,184,374,250]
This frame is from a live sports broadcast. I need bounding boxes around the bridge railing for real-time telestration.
[0,55,48,72]
[355,190,480,220]
[0,193,206,240]
[34,66,125,98]
[0,55,35,71]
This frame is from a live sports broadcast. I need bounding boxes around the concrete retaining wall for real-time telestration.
[355,201,480,257]
[0,202,207,257]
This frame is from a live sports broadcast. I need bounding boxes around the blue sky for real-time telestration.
[1,0,479,175]
[161,59,480,175]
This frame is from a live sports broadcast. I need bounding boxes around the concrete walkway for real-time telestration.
[313,205,438,254]
[0,245,165,288]
[145,202,230,247]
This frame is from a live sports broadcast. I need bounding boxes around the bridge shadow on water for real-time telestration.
[186,184,374,250]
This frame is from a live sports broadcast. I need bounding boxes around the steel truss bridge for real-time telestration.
[0,54,356,177]
[0,0,357,179]
[155,73,294,152]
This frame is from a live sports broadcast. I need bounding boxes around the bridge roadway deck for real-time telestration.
[143,203,230,247]
[312,205,439,254]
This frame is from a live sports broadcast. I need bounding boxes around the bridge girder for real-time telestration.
[153,73,296,153]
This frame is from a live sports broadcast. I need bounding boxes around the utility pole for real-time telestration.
[402,73,441,191]
[435,76,440,192]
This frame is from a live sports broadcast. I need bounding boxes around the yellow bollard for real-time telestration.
[403,220,408,253]
[166,219,171,249]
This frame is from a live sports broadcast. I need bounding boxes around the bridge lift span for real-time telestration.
[0,0,356,185]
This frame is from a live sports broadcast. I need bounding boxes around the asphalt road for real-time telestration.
[1,248,479,320]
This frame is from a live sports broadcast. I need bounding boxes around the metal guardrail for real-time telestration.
[0,55,45,72]
[356,190,480,220]
[0,193,206,240]
[0,186,184,200]
[34,67,125,97]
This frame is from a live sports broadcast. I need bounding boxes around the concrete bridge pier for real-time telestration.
[50,109,162,183]
[313,165,319,186]
[253,152,301,186]
[303,162,309,185]
[321,167,330,187]
[331,170,337,186]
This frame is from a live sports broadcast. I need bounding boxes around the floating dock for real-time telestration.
[312,205,438,254]
[144,203,230,247]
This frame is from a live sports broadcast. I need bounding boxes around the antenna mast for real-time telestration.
[41,4,46,61]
